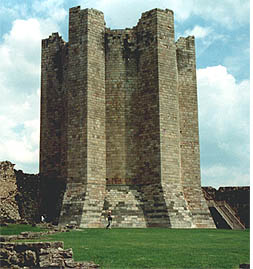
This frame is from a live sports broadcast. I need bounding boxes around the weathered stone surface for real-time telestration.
[0,161,68,224]
[24,250,37,266]
[0,223,78,245]
[15,170,41,223]
[0,161,21,223]
[0,241,100,269]
[39,6,215,228]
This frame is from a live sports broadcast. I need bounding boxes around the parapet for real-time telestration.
[42,33,66,49]
[176,36,195,50]
[69,5,104,16]
[140,8,174,19]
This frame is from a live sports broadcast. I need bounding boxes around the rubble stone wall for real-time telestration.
[0,162,66,224]
[0,241,99,268]
[15,170,40,223]
[0,161,20,222]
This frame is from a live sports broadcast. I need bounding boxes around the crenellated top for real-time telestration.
[176,36,195,50]
[176,36,196,72]
[69,5,104,17]
[42,33,66,49]
[43,6,182,51]
[140,8,174,20]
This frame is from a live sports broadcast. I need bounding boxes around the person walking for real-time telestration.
[106,210,112,229]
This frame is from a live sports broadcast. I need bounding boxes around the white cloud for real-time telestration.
[0,2,67,173]
[198,65,249,133]
[180,26,227,58]
[184,25,212,39]
[80,0,249,29]
[0,90,40,170]
[32,0,67,22]
[0,15,63,173]
[197,65,249,187]
[202,165,249,189]
[1,18,41,78]
[172,0,249,27]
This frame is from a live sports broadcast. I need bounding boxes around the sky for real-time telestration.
[0,0,250,189]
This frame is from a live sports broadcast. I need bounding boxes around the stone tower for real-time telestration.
[40,6,215,228]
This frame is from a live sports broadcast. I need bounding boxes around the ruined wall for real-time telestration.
[0,162,39,224]
[15,171,41,223]
[0,162,41,224]
[0,241,99,268]
[0,162,20,222]
[0,161,67,225]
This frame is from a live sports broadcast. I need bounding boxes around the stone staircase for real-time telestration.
[206,199,245,230]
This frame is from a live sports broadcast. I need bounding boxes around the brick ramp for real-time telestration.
[207,199,245,230]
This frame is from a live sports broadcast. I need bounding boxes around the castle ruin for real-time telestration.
[40,6,215,228]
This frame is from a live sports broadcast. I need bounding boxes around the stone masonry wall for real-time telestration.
[102,183,146,228]
[155,9,194,228]
[40,32,68,224]
[103,9,197,227]
[58,7,89,226]
[134,10,161,186]
[40,6,215,228]
[80,8,106,228]
[105,29,131,180]
[176,37,215,228]
[57,7,107,228]
[40,33,68,179]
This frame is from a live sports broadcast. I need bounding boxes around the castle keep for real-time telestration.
[40,6,215,228]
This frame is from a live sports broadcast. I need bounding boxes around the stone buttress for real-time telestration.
[40,6,215,228]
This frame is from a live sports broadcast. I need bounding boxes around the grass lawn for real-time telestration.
[0,225,249,269]
[0,224,47,235]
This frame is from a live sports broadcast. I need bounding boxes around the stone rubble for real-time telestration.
[0,223,78,242]
[0,241,99,268]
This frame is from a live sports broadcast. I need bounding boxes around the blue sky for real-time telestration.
[0,0,250,188]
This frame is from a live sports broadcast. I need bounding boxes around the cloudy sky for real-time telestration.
[0,0,250,188]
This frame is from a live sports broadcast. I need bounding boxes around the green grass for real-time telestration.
[0,224,47,235]
[0,225,249,269]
